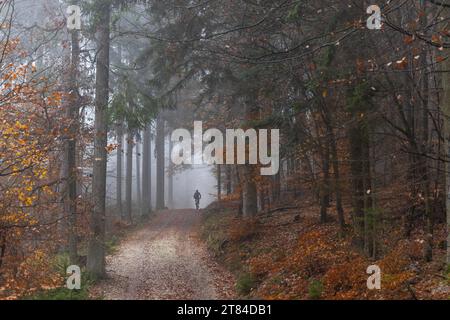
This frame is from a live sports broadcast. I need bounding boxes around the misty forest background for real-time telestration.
[1,0,450,300]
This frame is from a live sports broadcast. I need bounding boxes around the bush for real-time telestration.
[22,253,93,300]
[236,273,258,296]
[308,279,323,300]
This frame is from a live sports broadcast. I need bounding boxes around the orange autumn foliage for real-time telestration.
[0,38,64,298]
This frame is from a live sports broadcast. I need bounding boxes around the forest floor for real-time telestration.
[88,203,450,300]
[90,209,235,300]
[199,200,450,300]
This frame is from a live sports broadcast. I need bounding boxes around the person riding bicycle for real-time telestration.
[193,190,201,210]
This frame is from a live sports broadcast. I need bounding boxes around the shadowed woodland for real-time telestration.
[0,0,450,300]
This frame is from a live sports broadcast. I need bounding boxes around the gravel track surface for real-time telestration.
[92,209,235,300]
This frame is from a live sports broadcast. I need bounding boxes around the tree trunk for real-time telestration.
[320,141,330,224]
[217,164,222,201]
[330,129,345,232]
[87,0,110,279]
[420,45,432,262]
[235,166,243,216]
[168,135,174,209]
[272,168,281,205]
[240,165,257,218]
[136,137,142,213]
[116,123,123,217]
[362,136,374,257]
[226,165,232,195]
[142,124,151,216]
[66,27,80,264]
[349,122,366,251]
[156,115,165,210]
[348,83,374,255]
[125,132,133,223]
[442,48,450,265]
[239,102,259,218]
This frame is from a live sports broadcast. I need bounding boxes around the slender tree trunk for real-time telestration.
[239,103,258,218]
[226,165,232,195]
[330,130,345,232]
[116,123,123,217]
[236,166,243,216]
[168,135,174,208]
[156,115,165,210]
[142,124,151,216]
[217,164,222,201]
[87,0,110,279]
[66,27,80,264]
[125,132,133,223]
[404,54,419,238]
[320,141,330,224]
[362,137,374,257]
[149,131,153,210]
[272,171,281,205]
[240,165,257,218]
[442,47,450,265]
[421,46,432,262]
[349,123,366,250]
[136,137,142,213]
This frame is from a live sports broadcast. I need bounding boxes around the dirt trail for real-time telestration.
[92,209,235,300]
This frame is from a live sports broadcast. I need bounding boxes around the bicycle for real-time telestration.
[195,198,200,210]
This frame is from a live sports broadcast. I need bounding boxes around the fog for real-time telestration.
[4,0,221,212]
[106,139,217,210]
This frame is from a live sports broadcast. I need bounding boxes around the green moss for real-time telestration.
[308,279,323,300]
[236,273,259,296]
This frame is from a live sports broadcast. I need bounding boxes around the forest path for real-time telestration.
[92,209,235,300]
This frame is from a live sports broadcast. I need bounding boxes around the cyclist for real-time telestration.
[193,190,201,210]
